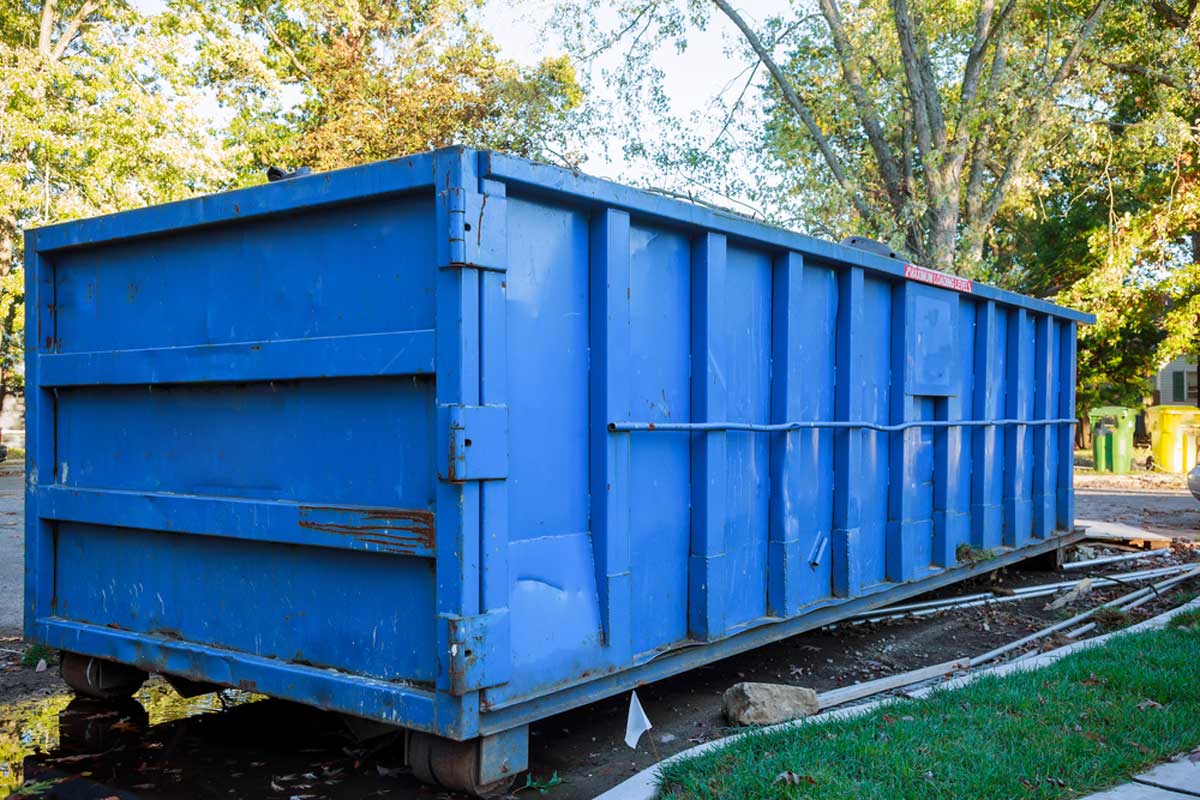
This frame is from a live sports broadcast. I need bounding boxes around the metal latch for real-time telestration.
[442,404,508,482]
[443,608,510,695]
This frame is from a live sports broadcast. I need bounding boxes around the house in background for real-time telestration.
[1155,355,1198,405]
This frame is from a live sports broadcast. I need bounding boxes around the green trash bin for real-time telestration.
[1088,406,1136,474]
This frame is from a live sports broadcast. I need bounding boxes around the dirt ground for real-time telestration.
[1,470,1197,799]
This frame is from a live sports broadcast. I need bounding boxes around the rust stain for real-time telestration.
[477,194,486,246]
[298,505,435,554]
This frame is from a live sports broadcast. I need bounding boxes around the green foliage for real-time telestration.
[991,0,1200,413]
[19,643,55,668]
[658,625,1200,800]
[0,0,233,400]
[172,0,584,181]
[955,544,995,566]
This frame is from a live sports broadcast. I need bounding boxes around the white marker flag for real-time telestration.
[624,690,653,749]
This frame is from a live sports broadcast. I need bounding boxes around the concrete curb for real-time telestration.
[593,597,1200,800]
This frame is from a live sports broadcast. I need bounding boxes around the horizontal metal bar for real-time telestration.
[39,486,436,558]
[609,418,1078,434]
[39,330,435,387]
[32,152,436,253]
[33,618,449,734]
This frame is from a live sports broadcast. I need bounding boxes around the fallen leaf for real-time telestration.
[1080,672,1102,686]
[35,658,47,672]
[1137,699,1164,711]
[773,771,816,786]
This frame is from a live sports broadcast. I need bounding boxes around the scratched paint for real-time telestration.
[298,505,435,555]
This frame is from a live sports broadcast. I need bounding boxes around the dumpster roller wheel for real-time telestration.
[407,727,527,798]
[60,652,147,701]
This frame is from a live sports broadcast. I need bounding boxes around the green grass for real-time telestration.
[658,625,1200,800]
[19,643,55,668]
[5,446,24,461]
[1169,608,1200,630]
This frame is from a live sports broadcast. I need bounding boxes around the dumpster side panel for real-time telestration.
[624,221,691,652]
[786,263,837,607]
[498,196,607,700]
[722,245,773,630]
[627,224,692,654]
[859,276,893,587]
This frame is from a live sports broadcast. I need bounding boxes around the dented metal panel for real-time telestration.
[26,147,1092,748]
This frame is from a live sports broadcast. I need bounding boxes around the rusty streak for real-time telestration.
[297,505,435,553]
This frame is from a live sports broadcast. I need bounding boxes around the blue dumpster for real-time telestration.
[24,147,1092,793]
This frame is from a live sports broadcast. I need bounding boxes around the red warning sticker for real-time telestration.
[904,263,974,293]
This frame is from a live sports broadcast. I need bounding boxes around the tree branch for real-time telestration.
[1094,58,1183,89]
[38,0,56,58]
[817,0,907,216]
[712,0,883,227]
[1150,0,1196,29]
[257,12,311,81]
[979,0,1112,228]
[889,0,935,169]
[49,0,99,62]
[950,0,1018,173]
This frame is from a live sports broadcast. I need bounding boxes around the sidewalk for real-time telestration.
[1086,756,1200,799]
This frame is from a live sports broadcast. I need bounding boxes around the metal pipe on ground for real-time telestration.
[968,566,1200,666]
[1064,567,1200,639]
[1062,549,1171,571]
[851,564,1192,623]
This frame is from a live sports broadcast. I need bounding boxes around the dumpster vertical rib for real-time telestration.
[589,208,633,658]
[24,231,55,638]
[933,391,966,566]
[434,150,482,717]
[971,300,1002,548]
[768,251,805,617]
[832,267,865,597]
[886,282,921,582]
[1057,321,1077,531]
[1032,315,1056,538]
[1003,307,1032,546]
[688,232,728,641]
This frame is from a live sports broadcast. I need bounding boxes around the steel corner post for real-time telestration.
[432,148,516,759]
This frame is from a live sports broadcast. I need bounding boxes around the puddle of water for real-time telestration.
[0,676,260,796]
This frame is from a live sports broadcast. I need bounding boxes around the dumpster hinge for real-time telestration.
[441,404,508,482]
[443,181,507,272]
[443,608,511,695]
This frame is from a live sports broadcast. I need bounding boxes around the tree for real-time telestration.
[0,0,231,406]
[560,0,1114,273]
[987,0,1199,414]
[173,0,585,180]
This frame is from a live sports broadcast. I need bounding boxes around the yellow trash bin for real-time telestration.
[1146,405,1200,474]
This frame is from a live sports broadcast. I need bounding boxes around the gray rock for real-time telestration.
[722,682,819,726]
